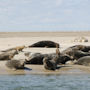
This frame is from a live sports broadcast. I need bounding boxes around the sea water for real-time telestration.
[0,74,90,90]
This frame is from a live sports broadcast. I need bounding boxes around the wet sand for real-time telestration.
[0,61,90,75]
[0,32,90,75]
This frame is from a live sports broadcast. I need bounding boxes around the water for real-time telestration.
[0,74,90,90]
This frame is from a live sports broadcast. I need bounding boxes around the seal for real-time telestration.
[75,56,90,66]
[0,50,18,60]
[6,59,25,70]
[58,54,72,64]
[71,50,90,60]
[25,48,60,64]
[28,40,59,48]
[2,45,25,52]
[61,45,90,60]
[55,48,72,64]
[43,57,57,70]
[43,48,61,70]
[62,45,90,54]
[25,53,44,64]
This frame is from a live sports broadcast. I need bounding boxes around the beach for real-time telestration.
[0,32,90,75]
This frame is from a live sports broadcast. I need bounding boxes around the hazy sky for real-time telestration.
[0,0,90,32]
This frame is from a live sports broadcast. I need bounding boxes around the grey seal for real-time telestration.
[43,57,58,70]
[6,60,25,70]
[75,56,90,66]
[0,50,18,60]
[61,45,90,60]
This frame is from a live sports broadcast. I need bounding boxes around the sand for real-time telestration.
[0,32,90,75]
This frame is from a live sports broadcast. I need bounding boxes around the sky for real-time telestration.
[0,0,90,32]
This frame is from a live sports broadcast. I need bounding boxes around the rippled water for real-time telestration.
[0,74,90,90]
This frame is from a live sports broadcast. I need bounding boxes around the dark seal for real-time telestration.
[25,53,44,64]
[28,40,59,48]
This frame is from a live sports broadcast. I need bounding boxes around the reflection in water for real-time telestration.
[0,74,90,90]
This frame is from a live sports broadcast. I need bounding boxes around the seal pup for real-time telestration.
[6,59,25,70]
[28,40,59,48]
[75,56,90,66]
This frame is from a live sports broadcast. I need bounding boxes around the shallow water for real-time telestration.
[0,74,90,90]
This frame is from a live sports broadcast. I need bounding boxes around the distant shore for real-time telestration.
[0,32,90,37]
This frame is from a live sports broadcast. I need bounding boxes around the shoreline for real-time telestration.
[0,61,90,75]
